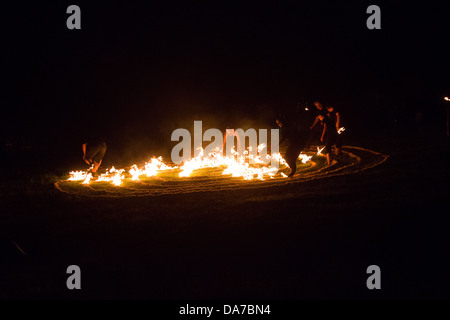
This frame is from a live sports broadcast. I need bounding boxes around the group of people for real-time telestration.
[275,100,343,177]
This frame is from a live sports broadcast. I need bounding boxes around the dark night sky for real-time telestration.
[2,1,450,162]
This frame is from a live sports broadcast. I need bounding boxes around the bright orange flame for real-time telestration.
[68,170,88,181]
[130,157,177,180]
[82,173,92,185]
[178,145,287,180]
[67,144,307,185]
[97,167,125,186]
[298,152,312,163]
[317,146,325,155]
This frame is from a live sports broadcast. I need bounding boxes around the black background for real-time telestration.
[2,0,450,165]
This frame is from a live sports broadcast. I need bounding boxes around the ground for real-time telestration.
[1,124,449,299]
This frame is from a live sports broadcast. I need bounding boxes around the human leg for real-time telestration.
[285,146,298,177]
[90,142,107,173]
[335,134,342,157]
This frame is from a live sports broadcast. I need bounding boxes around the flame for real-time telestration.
[82,173,92,185]
[97,166,125,186]
[257,143,266,153]
[337,127,346,134]
[68,170,88,181]
[129,165,141,181]
[178,145,286,180]
[445,97,450,101]
[68,164,94,184]
[298,152,312,163]
[67,144,301,186]
[131,157,177,179]
[317,146,325,155]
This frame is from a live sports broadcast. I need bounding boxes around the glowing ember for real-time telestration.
[338,127,346,134]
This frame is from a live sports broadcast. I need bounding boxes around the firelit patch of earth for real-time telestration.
[55,146,388,198]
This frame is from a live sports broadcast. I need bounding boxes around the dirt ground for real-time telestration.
[1,125,449,299]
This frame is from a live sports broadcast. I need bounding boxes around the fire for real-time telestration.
[66,144,327,186]
[96,166,125,186]
[298,152,312,163]
[68,170,89,181]
[179,145,286,180]
[179,148,208,177]
[129,165,141,181]
[257,143,266,153]
[337,127,346,134]
[68,164,94,184]
[445,97,450,101]
[317,146,325,155]
[82,173,92,185]
[130,157,178,179]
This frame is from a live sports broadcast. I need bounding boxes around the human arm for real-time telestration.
[310,116,320,130]
[335,112,341,130]
[321,124,327,142]
[82,143,91,165]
